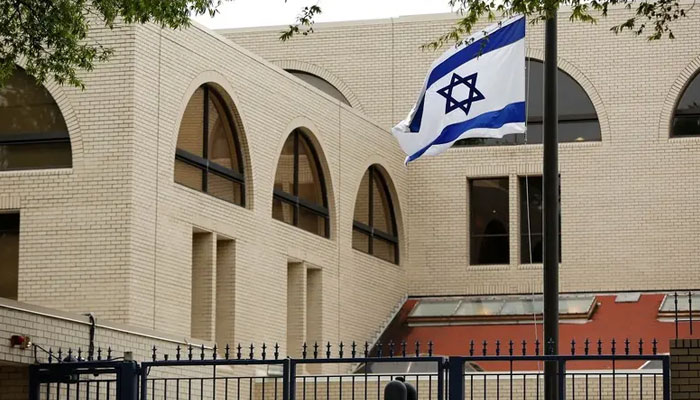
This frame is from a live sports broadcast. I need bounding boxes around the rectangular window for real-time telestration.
[469,178,509,265]
[0,213,19,300]
[519,176,561,264]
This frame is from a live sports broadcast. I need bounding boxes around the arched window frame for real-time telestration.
[455,58,600,146]
[174,84,246,206]
[671,69,700,137]
[0,68,72,171]
[352,165,399,264]
[272,129,330,238]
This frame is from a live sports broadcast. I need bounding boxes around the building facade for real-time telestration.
[1,6,700,396]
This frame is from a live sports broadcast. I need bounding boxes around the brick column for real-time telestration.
[670,339,700,399]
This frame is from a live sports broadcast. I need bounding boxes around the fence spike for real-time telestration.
[164,354,169,361]
[213,344,218,360]
[152,345,157,361]
[313,342,319,359]
[275,343,280,360]
[225,344,230,360]
[571,339,576,355]
[49,348,54,364]
[339,342,344,358]
[522,340,526,356]
[638,339,644,355]
[535,339,540,356]
[376,341,383,358]
[482,340,488,356]
[428,340,433,357]
[96,347,101,361]
[389,340,395,357]
[547,338,555,355]
[675,292,679,339]
[624,338,629,355]
[584,338,590,355]
[107,347,112,360]
[470,340,475,356]
[690,291,694,336]
[176,345,181,360]
[652,338,658,355]
[249,343,254,360]
[509,340,514,356]
[302,342,307,359]
[611,338,616,355]
[261,343,267,360]
[58,348,63,362]
[188,344,193,360]
[364,342,369,358]
[401,340,407,357]
[597,339,602,355]
[78,348,82,360]
[496,340,501,356]
[415,341,420,357]
[201,344,206,360]
[326,342,331,359]
[236,343,242,360]
[352,341,357,358]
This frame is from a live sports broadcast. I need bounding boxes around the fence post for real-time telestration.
[28,365,40,400]
[288,359,296,400]
[557,359,566,400]
[447,357,463,400]
[662,355,671,400]
[116,361,140,400]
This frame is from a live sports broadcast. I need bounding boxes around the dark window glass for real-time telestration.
[286,70,351,106]
[0,69,72,170]
[174,85,245,206]
[272,130,329,237]
[352,166,399,264]
[672,72,700,136]
[519,176,561,264]
[455,59,600,147]
[470,178,509,265]
[0,213,19,300]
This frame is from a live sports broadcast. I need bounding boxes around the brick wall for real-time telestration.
[224,8,700,296]
[671,338,700,399]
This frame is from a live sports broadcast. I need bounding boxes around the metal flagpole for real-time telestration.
[543,4,561,400]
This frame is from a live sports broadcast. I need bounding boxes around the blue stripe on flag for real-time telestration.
[406,101,526,163]
[407,17,525,133]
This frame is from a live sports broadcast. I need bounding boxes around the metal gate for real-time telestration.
[27,340,671,400]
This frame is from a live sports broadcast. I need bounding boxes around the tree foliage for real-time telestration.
[0,0,318,88]
[0,0,692,89]
[419,0,694,50]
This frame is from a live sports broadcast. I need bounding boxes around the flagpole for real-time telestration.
[543,5,561,400]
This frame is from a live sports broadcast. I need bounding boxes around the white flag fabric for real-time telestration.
[392,15,526,163]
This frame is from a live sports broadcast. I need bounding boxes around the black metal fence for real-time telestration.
[29,338,671,400]
[670,291,697,338]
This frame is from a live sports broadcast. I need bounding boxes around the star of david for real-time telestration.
[436,72,485,116]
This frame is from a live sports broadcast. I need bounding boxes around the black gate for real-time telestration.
[28,340,671,400]
[29,360,139,400]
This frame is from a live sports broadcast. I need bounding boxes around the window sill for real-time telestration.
[467,264,510,271]
[668,135,700,142]
[0,168,73,177]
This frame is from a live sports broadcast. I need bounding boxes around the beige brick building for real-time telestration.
[1,6,699,396]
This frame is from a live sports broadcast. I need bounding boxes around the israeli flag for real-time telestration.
[393,15,526,163]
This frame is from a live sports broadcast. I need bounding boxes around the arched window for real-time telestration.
[272,129,329,237]
[0,68,72,170]
[352,166,399,264]
[672,71,700,137]
[286,70,351,106]
[174,84,245,205]
[456,59,601,146]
